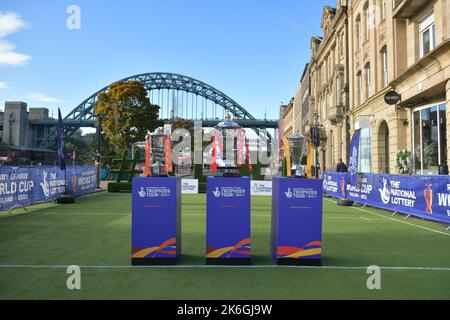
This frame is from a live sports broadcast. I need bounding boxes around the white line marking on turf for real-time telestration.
[325,198,450,237]
[0,264,449,271]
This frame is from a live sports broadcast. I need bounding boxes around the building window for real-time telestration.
[413,102,447,174]
[359,127,372,173]
[355,15,361,48]
[381,0,386,21]
[365,62,372,98]
[419,12,435,58]
[381,47,388,87]
[364,2,370,41]
[356,71,362,106]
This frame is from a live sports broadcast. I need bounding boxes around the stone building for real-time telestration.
[286,0,450,175]
[309,1,351,172]
[281,98,295,138]
[1,101,52,149]
[348,0,450,175]
[300,63,312,136]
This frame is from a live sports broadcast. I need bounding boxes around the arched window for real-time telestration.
[356,71,362,106]
[363,2,370,41]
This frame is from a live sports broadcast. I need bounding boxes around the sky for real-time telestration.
[0,0,334,124]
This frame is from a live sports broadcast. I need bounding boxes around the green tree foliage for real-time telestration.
[64,129,95,165]
[94,81,161,150]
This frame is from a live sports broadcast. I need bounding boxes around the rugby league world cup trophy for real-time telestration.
[271,131,324,266]
[131,127,181,265]
[206,114,251,265]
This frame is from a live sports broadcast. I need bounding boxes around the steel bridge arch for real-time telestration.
[64,72,256,122]
[40,72,276,149]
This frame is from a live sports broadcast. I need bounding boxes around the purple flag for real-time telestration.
[346,129,361,189]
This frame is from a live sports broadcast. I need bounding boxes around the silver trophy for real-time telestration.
[214,114,242,177]
[150,127,168,177]
[289,130,308,178]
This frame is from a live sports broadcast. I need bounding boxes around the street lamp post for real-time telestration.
[95,117,102,189]
[312,112,320,179]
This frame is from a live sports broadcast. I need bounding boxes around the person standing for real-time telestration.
[336,159,348,173]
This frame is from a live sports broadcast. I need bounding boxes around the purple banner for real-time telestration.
[206,177,251,261]
[271,177,323,264]
[0,166,97,211]
[347,129,361,188]
[322,172,347,198]
[323,171,450,224]
[131,177,181,264]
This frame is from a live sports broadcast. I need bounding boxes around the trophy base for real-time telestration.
[206,258,251,266]
[275,258,321,266]
[132,258,178,266]
[216,166,241,178]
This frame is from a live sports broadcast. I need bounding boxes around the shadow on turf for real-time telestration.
[177,254,278,266]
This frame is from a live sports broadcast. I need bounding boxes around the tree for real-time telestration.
[64,129,93,165]
[94,81,161,151]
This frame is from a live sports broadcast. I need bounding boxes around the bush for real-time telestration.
[199,181,207,194]
[194,164,203,180]
[395,149,412,174]
[107,182,132,193]
[251,163,263,180]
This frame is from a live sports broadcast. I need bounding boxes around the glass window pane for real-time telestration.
[359,127,372,173]
[421,107,439,173]
[422,29,430,56]
[414,111,422,173]
[432,24,436,50]
[439,104,447,164]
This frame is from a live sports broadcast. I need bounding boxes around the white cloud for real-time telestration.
[0,41,31,66]
[0,12,27,38]
[0,12,31,67]
[0,82,10,89]
[27,92,67,104]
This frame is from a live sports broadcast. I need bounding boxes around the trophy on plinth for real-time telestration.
[131,126,181,266]
[150,127,170,177]
[272,130,323,266]
[206,114,251,265]
[212,114,243,177]
[288,131,308,178]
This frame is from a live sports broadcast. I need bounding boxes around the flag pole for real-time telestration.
[56,108,75,204]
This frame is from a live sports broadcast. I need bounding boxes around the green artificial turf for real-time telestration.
[0,192,449,300]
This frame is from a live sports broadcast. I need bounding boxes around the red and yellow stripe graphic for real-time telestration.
[277,241,322,259]
[132,238,177,258]
[206,238,251,258]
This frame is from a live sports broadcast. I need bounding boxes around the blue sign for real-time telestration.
[271,177,323,265]
[323,171,450,224]
[346,173,450,224]
[131,176,181,265]
[66,167,97,197]
[206,177,251,264]
[322,172,347,199]
[0,166,97,211]
[347,129,361,188]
